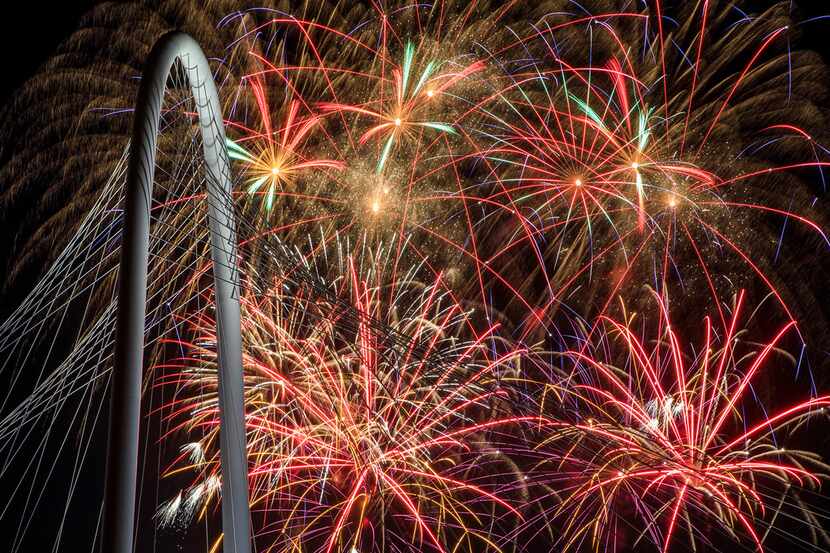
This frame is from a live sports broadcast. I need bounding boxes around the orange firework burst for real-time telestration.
[319,40,482,173]
[226,79,345,214]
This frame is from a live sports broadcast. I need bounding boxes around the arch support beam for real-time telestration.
[102,31,251,553]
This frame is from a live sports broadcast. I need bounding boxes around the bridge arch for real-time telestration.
[103,31,251,553]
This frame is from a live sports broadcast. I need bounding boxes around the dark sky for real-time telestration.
[0,3,97,102]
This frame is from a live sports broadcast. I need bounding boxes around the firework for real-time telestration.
[156,243,530,552]
[525,290,829,552]
[227,92,345,214]
[318,40,480,173]
[454,5,830,341]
